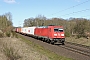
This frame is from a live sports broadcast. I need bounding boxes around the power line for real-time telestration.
[60,9,90,17]
[49,0,90,16]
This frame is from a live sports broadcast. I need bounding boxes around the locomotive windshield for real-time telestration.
[54,28,63,32]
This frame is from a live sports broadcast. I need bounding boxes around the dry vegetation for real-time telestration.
[66,37,90,46]
[0,37,49,60]
[0,36,73,60]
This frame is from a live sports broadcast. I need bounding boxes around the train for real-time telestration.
[15,25,65,45]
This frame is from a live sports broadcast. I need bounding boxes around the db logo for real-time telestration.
[28,30,30,32]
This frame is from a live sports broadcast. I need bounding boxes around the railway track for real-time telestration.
[18,33,90,60]
[19,33,90,57]
[58,42,90,57]
[20,33,90,57]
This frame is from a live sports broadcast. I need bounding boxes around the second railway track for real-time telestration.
[58,42,90,57]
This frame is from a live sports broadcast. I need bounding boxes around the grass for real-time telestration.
[19,35,73,60]
[2,44,21,60]
[66,37,90,46]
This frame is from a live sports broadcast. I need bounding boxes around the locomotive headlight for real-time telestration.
[54,34,57,36]
[61,34,64,36]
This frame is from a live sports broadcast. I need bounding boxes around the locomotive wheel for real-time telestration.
[47,39,51,44]
[62,42,65,45]
[42,38,45,42]
[45,39,47,42]
[51,41,55,45]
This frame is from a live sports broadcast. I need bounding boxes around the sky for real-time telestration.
[0,0,90,27]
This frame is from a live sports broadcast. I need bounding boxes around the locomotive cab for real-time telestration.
[53,28,65,44]
[48,26,65,45]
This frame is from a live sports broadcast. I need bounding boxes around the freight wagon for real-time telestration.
[15,27,21,33]
[25,27,36,37]
[21,27,28,35]
[19,27,36,36]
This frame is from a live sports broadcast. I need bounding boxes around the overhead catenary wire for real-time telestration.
[48,0,90,16]
[60,9,90,17]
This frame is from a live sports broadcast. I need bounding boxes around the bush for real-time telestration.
[3,44,21,60]
[76,34,85,38]
[6,32,11,37]
[0,33,4,38]
[65,31,71,37]
[11,31,18,38]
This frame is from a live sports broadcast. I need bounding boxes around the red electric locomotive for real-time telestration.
[34,25,65,45]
